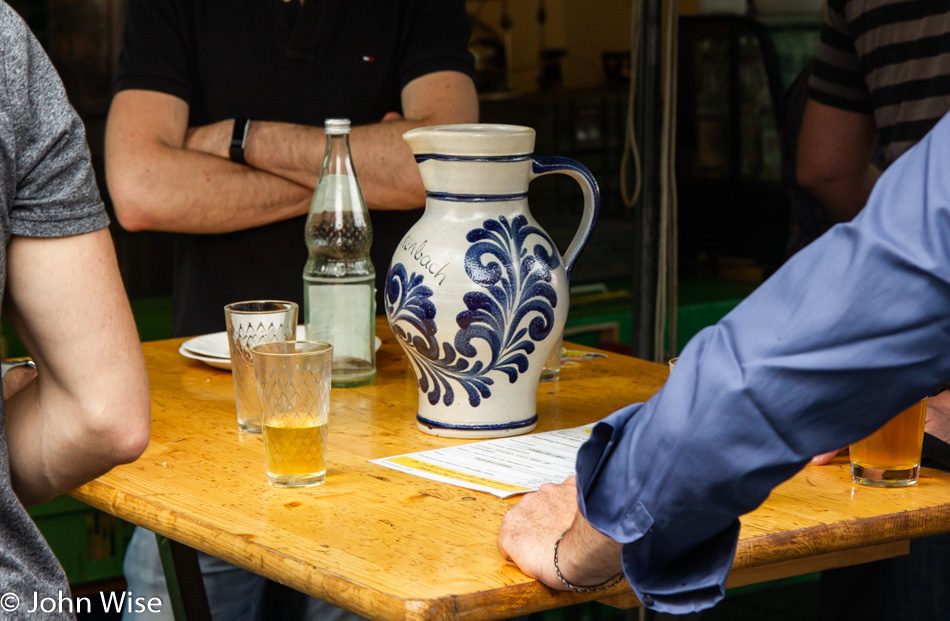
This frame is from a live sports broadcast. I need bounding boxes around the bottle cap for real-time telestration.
[324,118,351,135]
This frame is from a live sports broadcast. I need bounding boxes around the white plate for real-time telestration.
[178,344,233,370]
[181,331,228,360]
[181,325,308,360]
[180,327,382,371]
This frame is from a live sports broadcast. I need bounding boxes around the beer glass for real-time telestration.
[850,399,927,488]
[252,340,333,488]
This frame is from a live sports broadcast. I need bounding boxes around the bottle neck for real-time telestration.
[323,133,354,177]
[306,129,372,262]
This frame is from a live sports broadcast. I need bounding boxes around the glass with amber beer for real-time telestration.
[849,399,927,488]
[251,340,333,488]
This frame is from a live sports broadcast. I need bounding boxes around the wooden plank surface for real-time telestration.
[70,318,950,619]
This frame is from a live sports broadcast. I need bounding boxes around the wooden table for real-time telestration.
[71,319,950,620]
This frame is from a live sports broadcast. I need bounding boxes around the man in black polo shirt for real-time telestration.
[106,0,478,338]
[104,1,478,618]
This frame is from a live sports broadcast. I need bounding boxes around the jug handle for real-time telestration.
[530,157,600,279]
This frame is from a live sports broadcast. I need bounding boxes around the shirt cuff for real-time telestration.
[575,406,736,614]
[620,520,738,613]
[576,405,654,541]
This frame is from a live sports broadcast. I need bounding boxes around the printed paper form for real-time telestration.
[370,425,594,498]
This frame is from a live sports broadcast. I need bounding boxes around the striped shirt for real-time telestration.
[808,0,950,166]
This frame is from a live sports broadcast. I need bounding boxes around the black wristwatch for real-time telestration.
[229,117,250,165]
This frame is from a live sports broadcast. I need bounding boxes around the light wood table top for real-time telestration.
[71,318,950,619]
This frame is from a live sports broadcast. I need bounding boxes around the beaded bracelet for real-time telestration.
[553,533,625,592]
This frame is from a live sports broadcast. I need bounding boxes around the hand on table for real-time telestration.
[497,477,578,587]
[497,476,623,590]
[810,448,845,466]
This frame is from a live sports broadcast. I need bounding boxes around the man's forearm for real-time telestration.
[109,140,312,234]
[244,119,428,210]
[107,72,477,234]
[557,512,624,587]
[196,71,479,211]
[106,89,314,235]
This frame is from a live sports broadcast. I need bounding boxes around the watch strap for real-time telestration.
[229,117,250,165]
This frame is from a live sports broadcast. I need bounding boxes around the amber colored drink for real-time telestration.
[264,421,328,487]
[849,399,926,487]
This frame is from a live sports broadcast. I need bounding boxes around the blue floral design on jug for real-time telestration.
[386,215,560,407]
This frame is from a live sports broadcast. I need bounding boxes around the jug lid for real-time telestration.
[403,124,535,158]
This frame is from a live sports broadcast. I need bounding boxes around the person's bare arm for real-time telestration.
[184,70,479,210]
[497,477,623,589]
[925,390,950,442]
[105,90,313,234]
[796,99,881,222]
[3,228,151,506]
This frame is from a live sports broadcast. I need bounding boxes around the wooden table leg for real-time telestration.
[156,535,212,621]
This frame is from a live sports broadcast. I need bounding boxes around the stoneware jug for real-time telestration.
[386,124,599,438]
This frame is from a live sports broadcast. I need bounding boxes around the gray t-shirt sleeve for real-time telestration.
[0,2,108,240]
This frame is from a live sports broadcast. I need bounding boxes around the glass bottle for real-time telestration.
[303,118,375,387]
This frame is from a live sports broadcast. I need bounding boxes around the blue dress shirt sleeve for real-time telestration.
[575,111,950,614]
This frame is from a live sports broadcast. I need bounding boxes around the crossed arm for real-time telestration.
[105,71,478,234]
[3,228,151,506]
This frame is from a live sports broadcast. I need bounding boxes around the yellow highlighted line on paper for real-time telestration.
[387,457,531,493]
